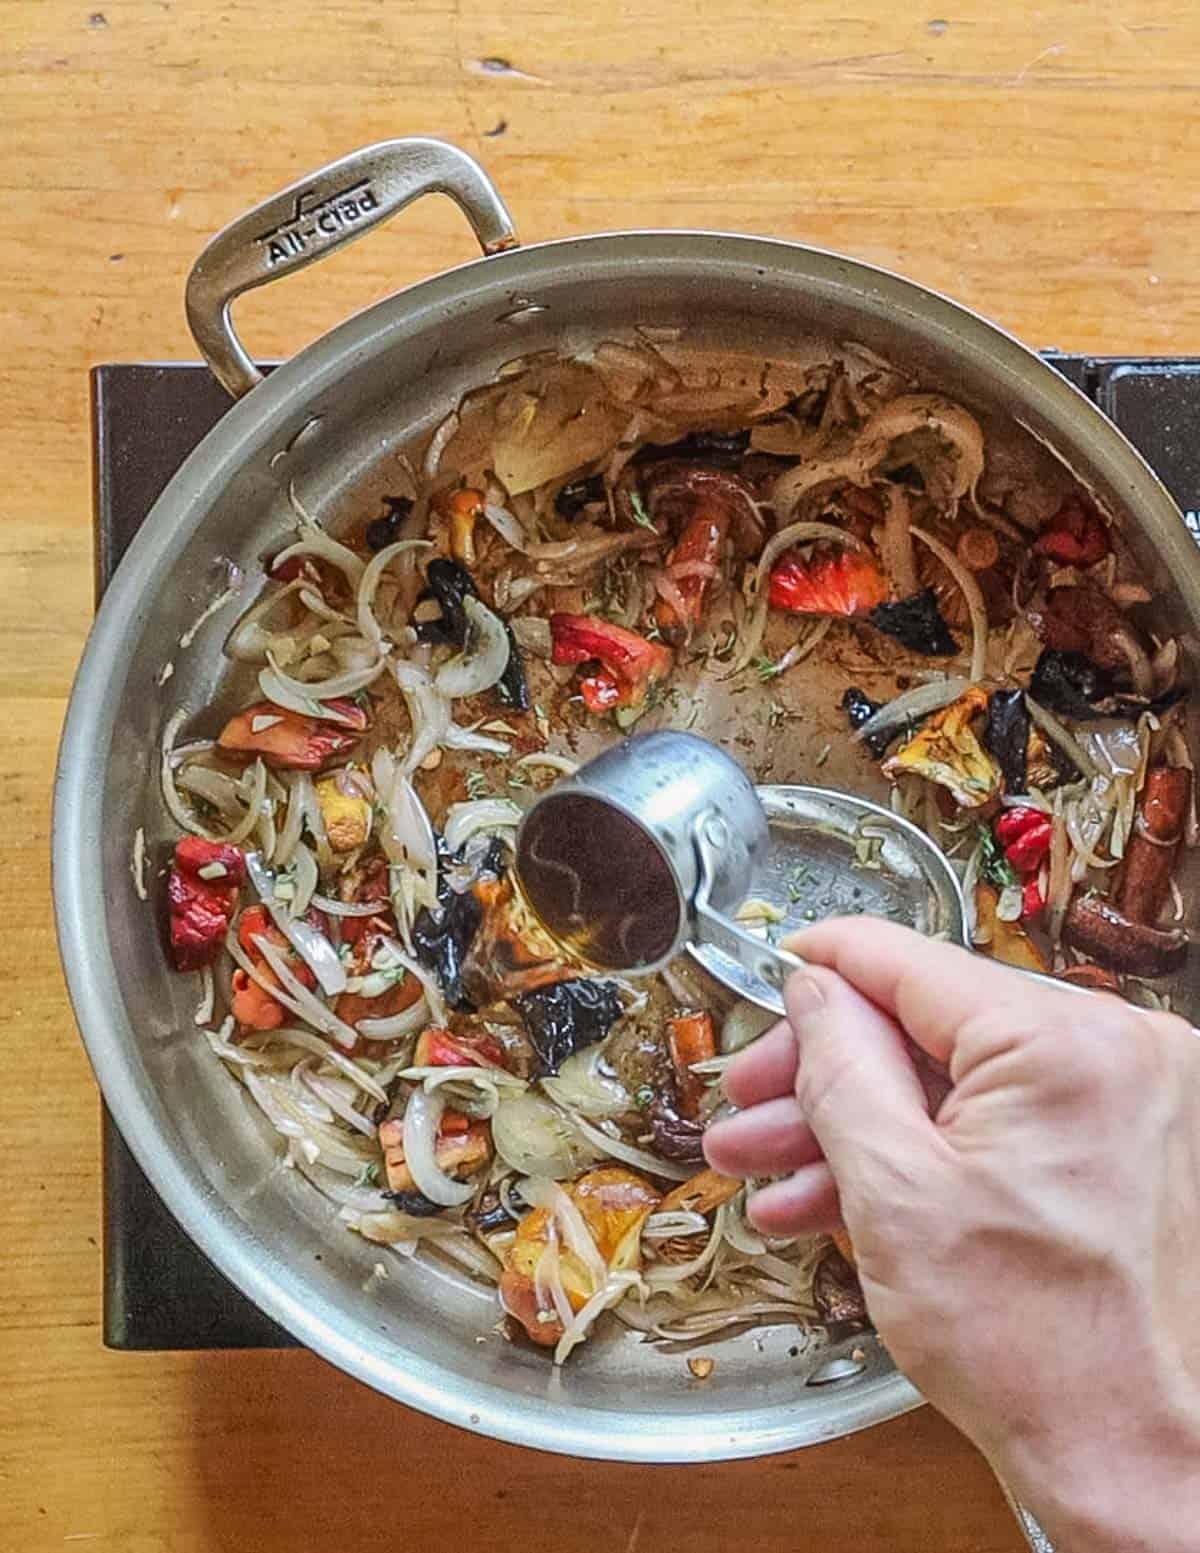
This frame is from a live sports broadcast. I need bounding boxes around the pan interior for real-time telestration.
[58,231,1200,1456]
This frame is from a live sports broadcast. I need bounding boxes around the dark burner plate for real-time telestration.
[92,354,1200,1350]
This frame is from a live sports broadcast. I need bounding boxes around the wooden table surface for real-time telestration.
[6,1,1200,1547]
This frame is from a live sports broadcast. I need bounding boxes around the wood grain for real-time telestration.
[7,0,1200,1546]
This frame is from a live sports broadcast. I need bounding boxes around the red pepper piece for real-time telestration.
[269,554,307,582]
[415,1026,508,1070]
[1034,496,1110,568]
[217,699,368,770]
[233,903,322,1030]
[1021,875,1046,920]
[994,806,1046,849]
[767,547,888,616]
[1004,816,1053,874]
[549,614,674,712]
[654,508,728,642]
[167,839,245,972]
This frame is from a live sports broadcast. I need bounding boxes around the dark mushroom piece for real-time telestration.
[514,977,626,1079]
[868,587,958,657]
[983,688,1030,794]
[813,1245,868,1328]
[416,557,530,712]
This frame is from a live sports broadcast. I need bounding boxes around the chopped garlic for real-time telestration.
[196,860,228,881]
[251,714,285,734]
[734,898,787,925]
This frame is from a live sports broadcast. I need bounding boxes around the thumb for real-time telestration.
[784,965,936,1197]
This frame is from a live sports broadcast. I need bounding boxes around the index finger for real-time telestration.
[784,917,1083,1066]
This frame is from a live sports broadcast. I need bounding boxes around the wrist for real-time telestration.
[995,1388,1200,1553]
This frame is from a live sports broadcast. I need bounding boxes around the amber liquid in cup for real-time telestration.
[515,793,683,973]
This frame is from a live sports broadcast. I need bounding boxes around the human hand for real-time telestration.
[703,919,1200,1553]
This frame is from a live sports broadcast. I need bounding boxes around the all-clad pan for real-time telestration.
[53,138,1200,1462]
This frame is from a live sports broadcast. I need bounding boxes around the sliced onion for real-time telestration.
[175,763,246,820]
[553,1271,641,1366]
[853,677,970,747]
[267,1025,388,1103]
[271,774,305,866]
[161,710,222,839]
[722,1192,767,1256]
[372,751,438,914]
[532,1237,576,1330]
[720,1000,776,1054]
[273,511,365,587]
[1110,623,1155,699]
[520,1176,607,1288]
[222,758,268,846]
[401,1088,475,1207]
[294,772,332,874]
[310,893,384,918]
[390,659,449,772]
[911,526,987,682]
[668,558,720,582]
[355,995,430,1041]
[374,936,447,1026]
[357,539,431,654]
[443,798,522,853]
[442,722,511,756]
[492,1091,598,1180]
[514,751,579,777]
[567,1113,693,1182]
[434,596,512,699]
[729,521,867,675]
[1045,794,1072,944]
[289,840,319,916]
[650,568,690,625]
[540,1047,630,1119]
[423,408,460,479]
[233,928,359,1049]
[643,1210,710,1241]
[225,579,309,663]
[257,666,363,725]
[483,501,578,560]
[244,852,346,995]
[880,484,918,598]
[1026,695,1099,780]
[643,1205,727,1288]
[303,1070,376,1137]
[265,647,386,703]
[773,616,833,677]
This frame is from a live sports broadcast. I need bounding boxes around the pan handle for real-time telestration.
[185,138,519,400]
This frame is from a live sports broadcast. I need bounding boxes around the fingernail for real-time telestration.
[785,973,825,1023]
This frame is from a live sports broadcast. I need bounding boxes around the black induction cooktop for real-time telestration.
[91,353,1200,1349]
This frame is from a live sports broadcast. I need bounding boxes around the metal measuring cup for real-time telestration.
[514,730,806,1009]
[514,729,976,1014]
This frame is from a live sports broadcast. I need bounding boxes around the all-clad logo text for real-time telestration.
[256,179,381,266]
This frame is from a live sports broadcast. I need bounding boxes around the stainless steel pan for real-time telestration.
[53,138,1200,1465]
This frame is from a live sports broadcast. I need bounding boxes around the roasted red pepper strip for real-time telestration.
[654,506,728,642]
[1004,816,1052,873]
[666,1011,717,1121]
[994,806,1045,849]
[414,1026,508,1069]
[218,699,368,770]
[232,903,321,1030]
[1034,496,1110,568]
[1021,876,1046,921]
[768,548,888,617]
[549,614,674,712]
[167,838,246,972]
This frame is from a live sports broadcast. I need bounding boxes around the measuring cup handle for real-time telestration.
[691,897,804,1017]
